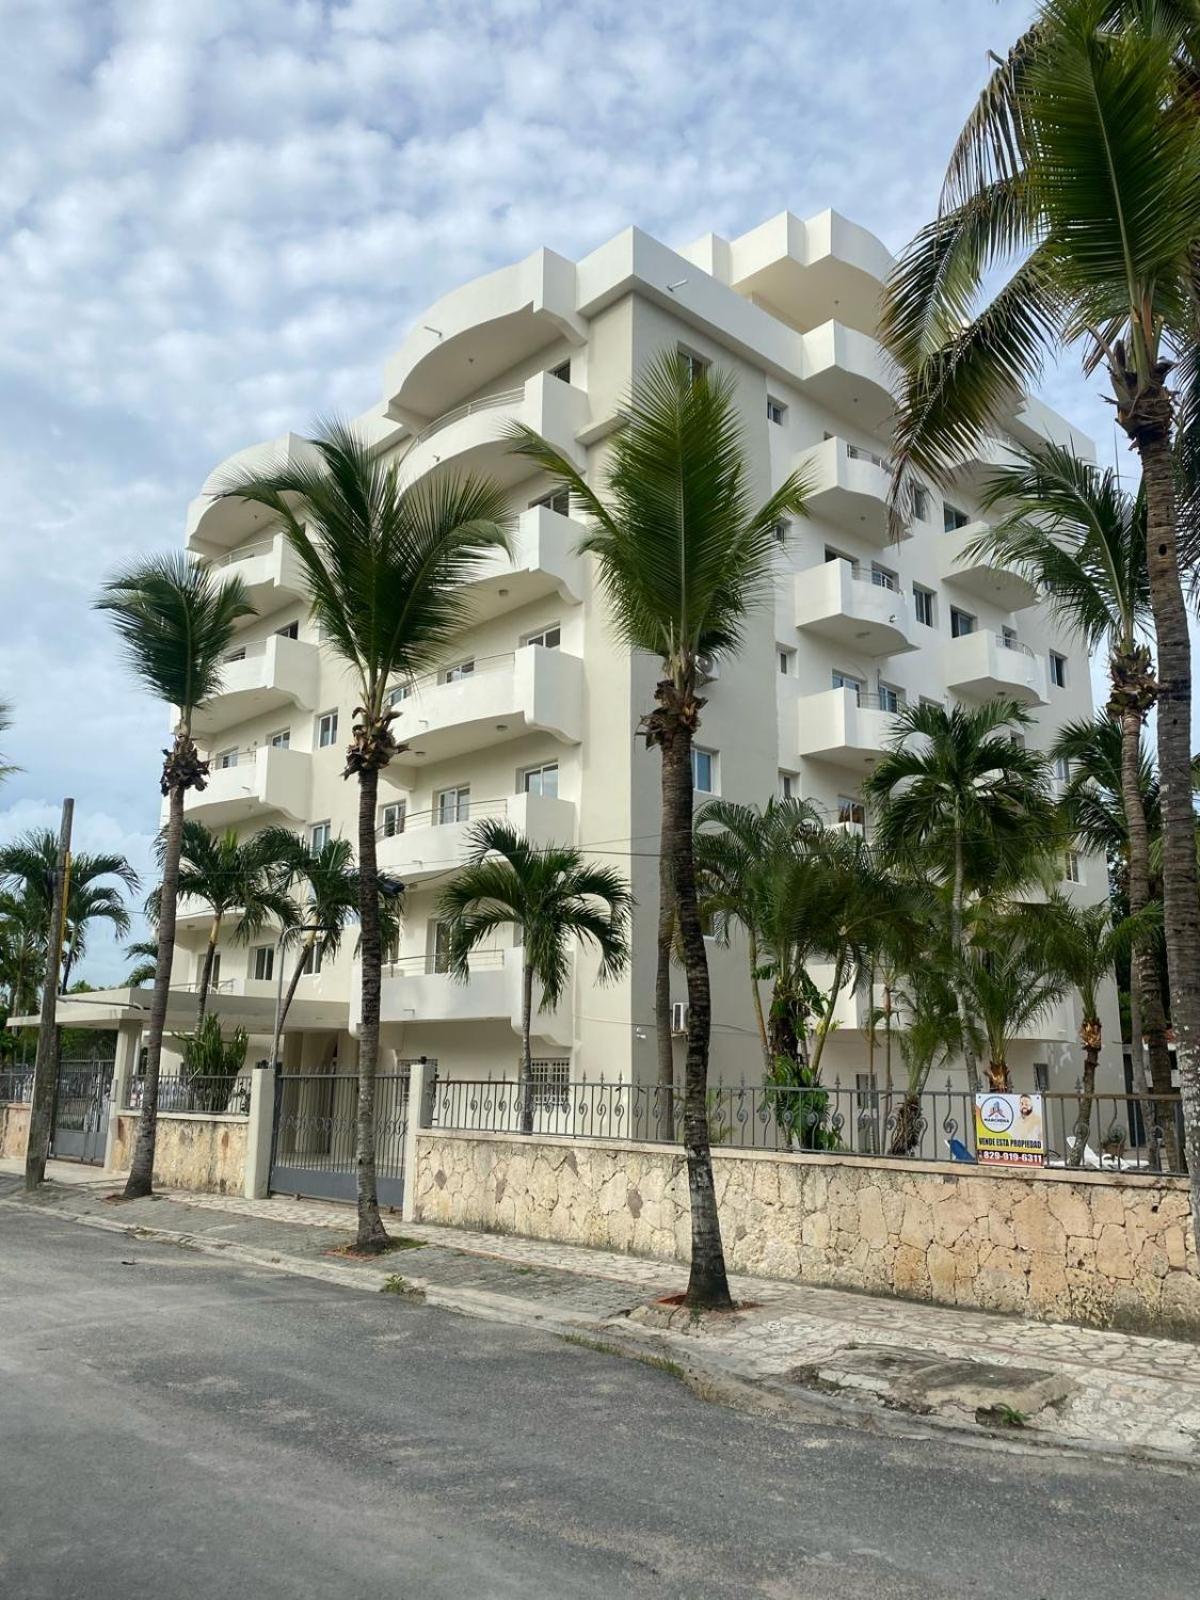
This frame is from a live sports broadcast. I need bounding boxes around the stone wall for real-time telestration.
[0,1101,29,1160]
[413,1131,1200,1337]
[110,1113,246,1195]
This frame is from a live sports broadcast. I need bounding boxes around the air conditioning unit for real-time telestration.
[670,1002,690,1035]
[696,653,720,684]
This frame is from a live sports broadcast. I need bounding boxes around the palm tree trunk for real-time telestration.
[951,829,980,1096]
[1139,426,1200,1237]
[985,1059,1012,1092]
[1068,1019,1102,1170]
[123,780,185,1199]
[270,937,312,1074]
[808,950,845,1083]
[660,707,733,1312]
[196,913,221,1026]
[354,766,390,1251]
[519,957,535,1136]
[747,929,771,1077]
[1119,705,1178,1167]
[1127,979,1160,1171]
[656,763,676,1126]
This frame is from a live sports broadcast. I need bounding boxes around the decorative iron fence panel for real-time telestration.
[125,1074,251,1116]
[269,1068,417,1206]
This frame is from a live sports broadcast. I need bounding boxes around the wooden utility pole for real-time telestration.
[25,797,72,1190]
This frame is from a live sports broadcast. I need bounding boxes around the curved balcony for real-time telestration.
[795,686,899,770]
[377,792,577,886]
[363,947,572,1047]
[186,433,322,554]
[944,631,1048,706]
[192,635,320,738]
[799,321,894,432]
[937,522,1040,612]
[795,436,900,546]
[183,745,310,828]
[384,248,585,421]
[399,370,588,489]
[464,504,585,619]
[385,645,584,774]
[794,560,914,656]
[203,532,308,618]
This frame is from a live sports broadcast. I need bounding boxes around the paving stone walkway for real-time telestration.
[4,1161,1199,1460]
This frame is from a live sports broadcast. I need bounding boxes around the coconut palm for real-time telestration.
[865,698,1058,1095]
[123,939,159,988]
[955,906,1070,1092]
[889,957,964,1157]
[145,821,298,1025]
[95,553,254,1199]
[0,832,139,997]
[880,0,1200,1226]
[439,820,631,1134]
[509,352,810,1309]
[222,423,507,1251]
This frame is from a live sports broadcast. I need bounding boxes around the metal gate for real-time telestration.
[51,1061,113,1164]
[269,1070,411,1206]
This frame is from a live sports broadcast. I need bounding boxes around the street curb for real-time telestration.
[5,1194,1196,1474]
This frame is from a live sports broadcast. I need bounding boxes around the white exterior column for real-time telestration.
[103,1020,141,1173]
[243,1062,277,1199]
[401,1056,428,1223]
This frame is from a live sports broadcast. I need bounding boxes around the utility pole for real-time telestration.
[25,797,72,1190]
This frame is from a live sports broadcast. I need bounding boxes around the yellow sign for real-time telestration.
[974,1092,1046,1166]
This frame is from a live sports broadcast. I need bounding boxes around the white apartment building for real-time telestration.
[140,208,1117,1099]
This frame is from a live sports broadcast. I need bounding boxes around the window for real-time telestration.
[524,625,561,651]
[269,729,290,749]
[522,763,559,799]
[692,748,717,794]
[224,647,246,664]
[530,1057,570,1114]
[441,660,474,684]
[950,607,976,639]
[1050,651,1068,688]
[531,486,570,517]
[909,485,931,523]
[870,564,898,592]
[772,519,789,546]
[778,771,796,800]
[310,820,331,851]
[549,359,571,383]
[1033,1063,1050,1093]
[825,546,856,569]
[275,621,299,640]
[1053,755,1071,784]
[920,695,943,710]
[380,801,406,838]
[878,682,903,714]
[215,748,239,770]
[832,670,864,703]
[317,710,338,748]
[1064,850,1082,884]
[944,502,971,532]
[430,920,453,975]
[386,683,411,709]
[436,786,470,825]
[301,940,323,976]
[778,647,796,676]
[767,396,787,425]
[252,946,275,982]
[1001,625,1019,650]
[679,347,710,385]
[209,952,221,990]
[913,585,935,627]
[838,795,866,833]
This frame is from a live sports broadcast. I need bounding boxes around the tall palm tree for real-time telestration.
[222,423,507,1251]
[439,820,631,1134]
[966,446,1176,1127]
[95,553,254,1199]
[0,700,17,787]
[145,821,297,1025]
[889,957,963,1157]
[880,0,1200,1231]
[0,831,139,996]
[956,906,1069,1092]
[865,699,1058,1095]
[509,352,810,1310]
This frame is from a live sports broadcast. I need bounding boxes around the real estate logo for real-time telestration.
[974,1092,1045,1166]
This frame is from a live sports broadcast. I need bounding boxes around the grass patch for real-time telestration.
[558,1332,685,1382]
[380,1274,426,1300]
[977,1403,1029,1430]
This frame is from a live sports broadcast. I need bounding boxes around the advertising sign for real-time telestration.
[973,1092,1046,1166]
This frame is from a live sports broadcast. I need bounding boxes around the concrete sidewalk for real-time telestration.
[3,1158,1198,1465]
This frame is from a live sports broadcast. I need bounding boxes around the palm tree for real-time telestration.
[123,939,159,988]
[956,906,1069,1092]
[865,699,1058,1095]
[145,822,298,1025]
[439,820,631,1134]
[880,0,1200,1228]
[0,700,17,787]
[95,553,253,1199]
[509,352,810,1309]
[889,957,963,1157]
[0,831,139,996]
[222,423,507,1251]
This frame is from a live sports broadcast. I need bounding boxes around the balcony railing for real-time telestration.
[413,387,524,446]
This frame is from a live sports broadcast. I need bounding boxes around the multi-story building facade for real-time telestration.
[160,208,1117,1098]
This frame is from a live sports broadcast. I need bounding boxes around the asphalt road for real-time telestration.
[0,1209,1196,1600]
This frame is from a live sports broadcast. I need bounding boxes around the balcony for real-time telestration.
[385,645,584,774]
[203,532,308,617]
[399,370,589,489]
[937,522,1040,612]
[370,947,572,1047]
[795,686,899,770]
[191,635,320,737]
[184,745,310,828]
[464,504,585,619]
[186,433,322,554]
[718,210,890,337]
[794,560,914,656]
[377,792,577,886]
[798,321,895,432]
[794,436,898,546]
[944,631,1048,706]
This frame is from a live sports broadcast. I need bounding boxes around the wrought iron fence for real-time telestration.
[0,1067,34,1103]
[125,1074,252,1116]
[429,1075,1188,1175]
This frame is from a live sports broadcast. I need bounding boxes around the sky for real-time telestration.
[0,0,1125,985]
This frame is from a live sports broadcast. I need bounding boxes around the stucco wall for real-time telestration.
[413,1131,1200,1337]
[0,1101,29,1160]
[110,1112,246,1195]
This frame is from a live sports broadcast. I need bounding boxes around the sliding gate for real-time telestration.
[269,1071,411,1206]
[51,1060,113,1164]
